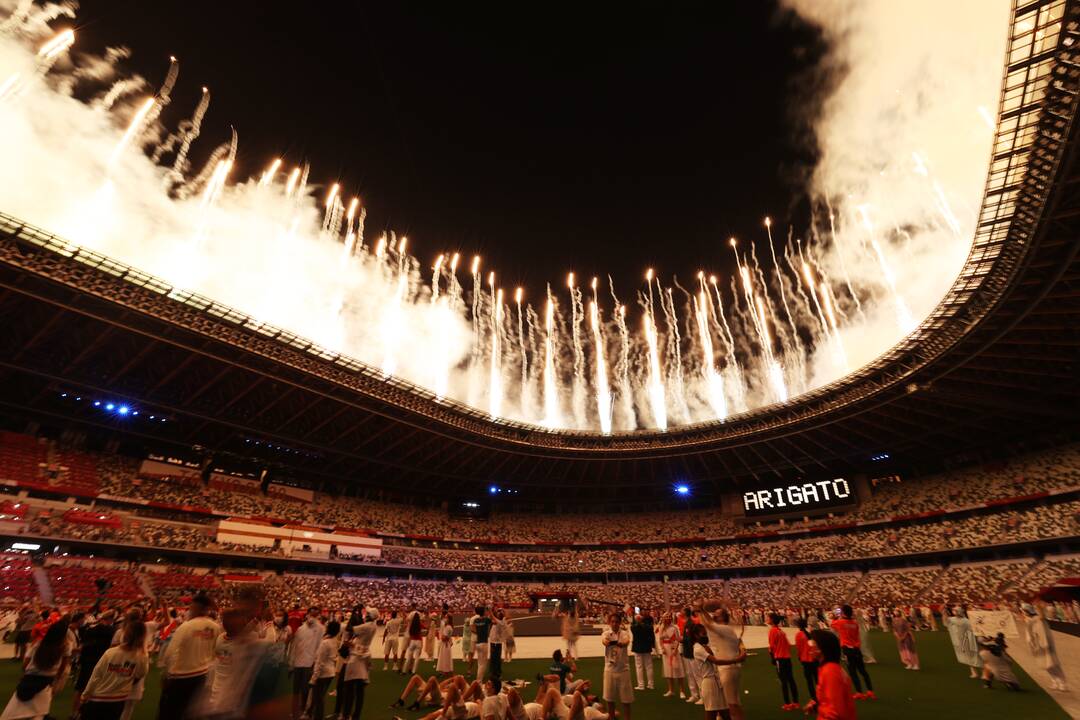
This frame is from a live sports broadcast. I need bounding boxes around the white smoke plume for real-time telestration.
[783,0,1011,382]
[0,0,1013,433]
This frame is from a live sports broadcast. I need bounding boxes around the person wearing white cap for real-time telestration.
[1022,601,1068,691]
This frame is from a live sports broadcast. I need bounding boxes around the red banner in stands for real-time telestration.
[0,501,27,519]
[984,492,1049,507]
[62,509,121,528]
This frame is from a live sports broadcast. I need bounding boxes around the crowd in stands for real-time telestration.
[852,568,943,606]
[83,442,1080,544]
[27,514,210,551]
[10,490,1079,576]
[351,499,1079,573]
[2,549,1079,618]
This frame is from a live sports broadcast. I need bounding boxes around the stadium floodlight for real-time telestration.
[675,484,690,495]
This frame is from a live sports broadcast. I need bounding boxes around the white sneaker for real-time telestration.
[685,695,698,703]
[647,685,654,690]
[679,692,686,699]
[634,686,644,691]
[663,691,673,697]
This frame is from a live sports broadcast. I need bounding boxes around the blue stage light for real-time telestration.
[105,403,115,411]
[117,406,130,416]
[675,484,690,495]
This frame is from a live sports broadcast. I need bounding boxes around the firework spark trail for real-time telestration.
[801,260,831,335]
[765,217,806,360]
[751,244,805,396]
[515,287,528,416]
[567,273,586,428]
[489,277,503,419]
[823,202,863,318]
[802,260,847,368]
[108,96,156,168]
[609,277,634,428]
[694,275,727,421]
[661,286,689,423]
[589,294,612,434]
[447,253,462,306]
[380,273,408,378]
[467,255,482,406]
[820,283,847,369]
[139,56,178,137]
[857,205,915,331]
[542,288,560,427]
[284,166,301,197]
[731,239,788,403]
[641,269,668,431]
[33,27,72,76]
[321,183,340,232]
[430,253,444,303]
[258,157,282,187]
[525,304,541,415]
[156,87,210,183]
[432,253,456,401]
[342,197,360,256]
[709,275,746,412]
[98,77,145,110]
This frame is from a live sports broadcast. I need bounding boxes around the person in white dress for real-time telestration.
[503,617,516,663]
[437,612,455,676]
[657,613,685,697]
[856,608,876,664]
[1023,602,1068,691]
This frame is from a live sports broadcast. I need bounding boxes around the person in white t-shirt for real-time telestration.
[157,594,221,720]
[79,620,150,720]
[480,680,509,720]
[601,612,633,720]
[690,622,744,720]
[697,604,746,720]
[309,620,341,720]
[382,611,402,671]
[288,609,323,720]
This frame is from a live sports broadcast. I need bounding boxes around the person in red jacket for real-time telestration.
[794,618,817,703]
[830,605,874,700]
[767,613,799,711]
[806,629,857,720]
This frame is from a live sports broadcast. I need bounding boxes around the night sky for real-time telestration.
[71,1,828,298]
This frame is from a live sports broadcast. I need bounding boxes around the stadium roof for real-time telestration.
[0,0,1077,506]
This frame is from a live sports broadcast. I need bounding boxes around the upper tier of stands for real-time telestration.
[82,440,1080,545]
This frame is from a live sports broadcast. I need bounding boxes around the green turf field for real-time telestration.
[0,632,1067,719]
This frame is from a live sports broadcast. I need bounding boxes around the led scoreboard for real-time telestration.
[742,478,854,518]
